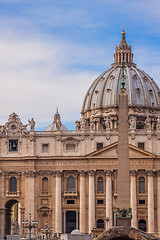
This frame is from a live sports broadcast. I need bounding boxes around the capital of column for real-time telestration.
[88,170,96,176]
[55,170,63,177]
[147,170,154,176]
[105,170,112,176]
[24,170,36,177]
[130,170,136,176]
[79,170,86,177]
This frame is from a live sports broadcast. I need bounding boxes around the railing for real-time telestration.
[63,191,78,197]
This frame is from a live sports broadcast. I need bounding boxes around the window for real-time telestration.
[139,177,145,193]
[97,177,103,192]
[138,219,146,232]
[97,143,103,151]
[138,142,144,150]
[9,177,17,192]
[67,200,75,204]
[97,219,104,228]
[67,176,75,192]
[97,199,104,204]
[9,140,18,152]
[66,143,76,151]
[139,200,145,204]
[42,144,49,153]
[42,177,48,193]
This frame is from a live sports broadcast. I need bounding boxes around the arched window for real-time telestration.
[97,177,103,192]
[97,219,104,228]
[139,177,145,193]
[9,177,17,192]
[138,219,146,232]
[67,176,75,192]
[42,213,48,227]
[42,177,48,193]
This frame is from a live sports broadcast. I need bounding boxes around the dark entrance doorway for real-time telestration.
[5,200,19,236]
[66,211,76,233]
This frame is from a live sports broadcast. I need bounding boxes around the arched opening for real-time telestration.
[5,200,20,236]
[97,219,104,228]
[67,176,75,192]
[42,177,48,193]
[138,219,146,232]
[9,177,17,192]
[139,177,145,193]
[97,177,103,192]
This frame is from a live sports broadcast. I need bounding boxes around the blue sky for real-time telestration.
[0,0,160,130]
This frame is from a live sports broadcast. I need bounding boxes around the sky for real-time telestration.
[0,0,160,130]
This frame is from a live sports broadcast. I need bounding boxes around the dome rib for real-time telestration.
[99,67,116,107]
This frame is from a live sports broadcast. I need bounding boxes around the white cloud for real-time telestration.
[0,31,104,129]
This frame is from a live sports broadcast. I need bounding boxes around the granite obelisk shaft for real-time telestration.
[117,91,130,210]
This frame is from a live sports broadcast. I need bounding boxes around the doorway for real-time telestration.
[66,211,76,233]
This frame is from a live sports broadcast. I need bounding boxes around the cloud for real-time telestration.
[0,30,104,129]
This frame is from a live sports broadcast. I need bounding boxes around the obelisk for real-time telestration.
[116,63,132,226]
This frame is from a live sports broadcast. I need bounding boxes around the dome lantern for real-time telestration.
[113,30,134,66]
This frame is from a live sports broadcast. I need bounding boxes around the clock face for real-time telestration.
[9,122,19,132]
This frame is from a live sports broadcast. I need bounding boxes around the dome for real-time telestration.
[71,229,82,235]
[82,31,160,115]
[45,109,68,132]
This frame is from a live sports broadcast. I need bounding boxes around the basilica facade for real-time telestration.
[0,31,160,238]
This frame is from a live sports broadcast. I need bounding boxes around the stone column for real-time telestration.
[25,171,35,219]
[0,208,6,240]
[147,170,154,233]
[55,171,62,234]
[105,170,112,230]
[79,171,86,233]
[20,207,25,237]
[88,170,95,233]
[130,170,137,228]
[157,171,160,234]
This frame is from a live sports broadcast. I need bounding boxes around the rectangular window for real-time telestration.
[42,144,49,153]
[139,200,145,204]
[66,143,76,151]
[67,200,75,204]
[97,143,103,151]
[138,142,144,150]
[9,140,18,152]
[97,199,104,204]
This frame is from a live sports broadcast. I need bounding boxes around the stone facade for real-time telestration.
[0,31,160,238]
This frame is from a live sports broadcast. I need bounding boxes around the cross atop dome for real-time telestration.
[112,30,135,66]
